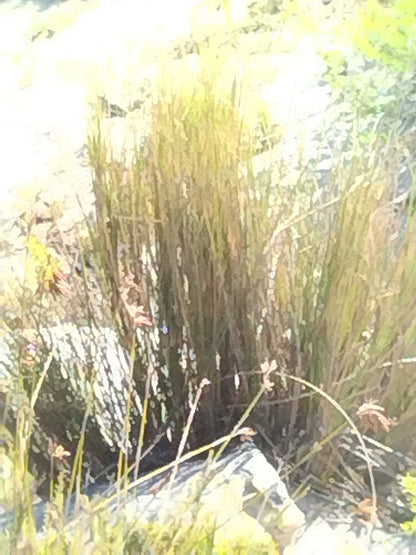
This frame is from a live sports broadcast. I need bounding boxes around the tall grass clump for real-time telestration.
[266,136,416,453]
[300,142,416,455]
[88,61,416,477]
[88,78,279,454]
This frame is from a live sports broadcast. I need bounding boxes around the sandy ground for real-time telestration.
[0,0,332,221]
[0,0,201,221]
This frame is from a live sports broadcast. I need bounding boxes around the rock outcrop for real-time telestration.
[1,438,306,550]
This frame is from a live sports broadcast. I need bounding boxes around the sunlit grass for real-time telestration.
[2,0,416,551]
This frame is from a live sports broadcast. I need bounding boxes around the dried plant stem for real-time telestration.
[263,196,341,256]
[169,378,211,487]
[274,370,377,509]
[30,353,53,410]
[284,421,348,478]
[214,385,266,461]
[133,334,153,481]
[66,387,95,516]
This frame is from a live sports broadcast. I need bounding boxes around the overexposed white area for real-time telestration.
[0,0,332,220]
[0,0,202,218]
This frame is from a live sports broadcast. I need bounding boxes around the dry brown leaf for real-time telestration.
[260,359,277,392]
[47,267,71,296]
[356,401,392,433]
[236,427,257,442]
[132,306,153,328]
[48,440,71,460]
[119,272,153,329]
[353,497,379,524]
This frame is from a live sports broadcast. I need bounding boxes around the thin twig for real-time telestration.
[273,370,377,510]
[30,352,53,410]
[168,378,211,487]
[133,335,152,481]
